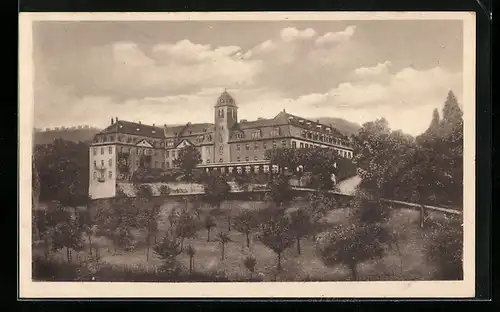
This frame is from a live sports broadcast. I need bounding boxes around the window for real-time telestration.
[155,161,158,168]
[236,133,244,139]
[93,171,97,179]
[254,142,259,150]
[109,136,114,141]
[100,147,104,155]
[236,144,240,151]
[166,162,170,168]
[93,148,97,156]
[166,151,170,158]
[273,141,277,148]
[93,160,97,168]
[219,136,223,143]
[154,150,158,156]
[219,158,223,163]
[219,146,223,152]
[101,160,104,166]
[281,140,286,148]
[251,131,261,139]
[245,156,249,162]
[292,141,297,148]
[108,171,112,179]
[161,162,165,169]
[300,142,304,148]
[136,149,140,155]
[305,143,309,148]
[254,156,258,161]
[271,127,280,136]
[108,159,112,166]
[206,159,210,164]
[245,144,250,151]
[263,142,267,149]
[206,146,211,153]
[136,160,139,167]
[237,157,240,162]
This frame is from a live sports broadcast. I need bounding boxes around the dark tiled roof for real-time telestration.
[165,123,214,137]
[99,120,164,139]
[283,112,346,138]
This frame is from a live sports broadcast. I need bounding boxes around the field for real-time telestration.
[33,197,462,282]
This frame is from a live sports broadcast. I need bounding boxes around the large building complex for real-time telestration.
[89,90,354,199]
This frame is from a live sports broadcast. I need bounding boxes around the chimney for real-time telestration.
[283,109,286,112]
[153,123,155,127]
[111,118,114,125]
[316,119,320,123]
[139,121,141,125]
[115,117,118,123]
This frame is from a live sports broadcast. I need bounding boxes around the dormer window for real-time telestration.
[136,128,140,131]
[271,127,280,137]
[236,133,244,139]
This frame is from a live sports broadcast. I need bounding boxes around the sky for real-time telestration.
[33,20,464,136]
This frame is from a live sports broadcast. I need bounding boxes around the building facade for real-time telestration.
[89,90,354,199]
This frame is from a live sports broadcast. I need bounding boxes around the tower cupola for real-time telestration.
[215,89,237,108]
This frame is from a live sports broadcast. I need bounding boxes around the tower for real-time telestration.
[214,89,238,163]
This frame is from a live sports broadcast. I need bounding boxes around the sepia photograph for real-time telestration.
[19,12,476,298]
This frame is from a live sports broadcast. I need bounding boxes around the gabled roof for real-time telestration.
[165,123,213,137]
[135,138,154,148]
[283,112,346,138]
[175,139,194,149]
[99,120,164,139]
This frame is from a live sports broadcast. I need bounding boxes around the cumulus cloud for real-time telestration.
[280,27,317,42]
[354,61,392,78]
[315,26,356,46]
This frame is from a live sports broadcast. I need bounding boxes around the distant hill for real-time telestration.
[315,117,361,137]
[34,127,101,145]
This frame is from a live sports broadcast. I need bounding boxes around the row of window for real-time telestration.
[235,140,285,152]
[235,127,280,140]
[93,146,176,158]
[300,131,347,146]
[94,135,164,148]
[205,164,280,174]
[93,170,112,179]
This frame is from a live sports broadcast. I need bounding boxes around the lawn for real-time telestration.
[33,198,461,282]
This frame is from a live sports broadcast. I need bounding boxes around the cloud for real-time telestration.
[354,61,392,78]
[315,26,356,46]
[280,27,317,42]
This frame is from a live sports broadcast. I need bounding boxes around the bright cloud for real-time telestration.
[315,26,356,46]
[280,27,317,42]
[354,61,392,77]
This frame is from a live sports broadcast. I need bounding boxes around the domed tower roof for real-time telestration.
[215,89,237,108]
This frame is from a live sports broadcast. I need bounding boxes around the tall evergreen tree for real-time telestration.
[441,90,463,135]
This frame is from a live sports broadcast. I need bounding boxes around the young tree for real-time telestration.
[50,205,85,263]
[306,192,333,241]
[289,208,312,255]
[172,146,202,182]
[243,255,257,280]
[173,210,198,249]
[217,232,232,261]
[185,244,197,273]
[259,213,294,273]
[204,215,216,242]
[317,190,394,281]
[153,235,183,272]
[233,210,258,248]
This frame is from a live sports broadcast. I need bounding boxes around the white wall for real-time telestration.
[89,145,117,199]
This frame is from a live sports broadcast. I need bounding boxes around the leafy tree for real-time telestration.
[34,139,89,202]
[185,244,197,273]
[441,90,463,135]
[50,205,85,263]
[243,255,257,279]
[203,174,231,211]
[217,232,232,261]
[306,192,334,241]
[33,209,53,259]
[94,195,137,253]
[317,190,395,280]
[173,210,198,249]
[172,146,202,181]
[204,215,216,242]
[289,208,312,255]
[259,213,294,273]
[427,217,463,280]
[233,210,258,248]
[75,196,95,256]
[153,235,183,272]
[266,174,292,210]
